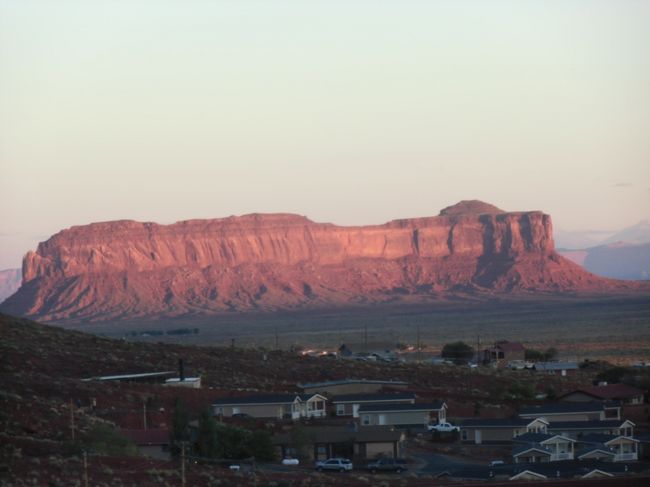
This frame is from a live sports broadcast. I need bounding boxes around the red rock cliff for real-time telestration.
[2,201,642,322]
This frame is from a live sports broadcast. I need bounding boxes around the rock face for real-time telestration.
[2,201,646,322]
[0,269,21,304]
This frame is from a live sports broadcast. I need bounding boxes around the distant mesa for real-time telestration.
[1,201,648,323]
[0,268,21,304]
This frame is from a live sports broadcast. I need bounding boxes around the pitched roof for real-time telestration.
[331,393,416,403]
[509,470,547,481]
[519,402,604,416]
[512,444,552,457]
[358,402,445,413]
[513,432,574,444]
[562,384,644,400]
[576,446,615,459]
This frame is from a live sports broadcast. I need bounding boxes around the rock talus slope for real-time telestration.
[2,201,645,322]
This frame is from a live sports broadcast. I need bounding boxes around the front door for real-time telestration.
[475,430,482,445]
[353,404,360,418]
[379,414,387,425]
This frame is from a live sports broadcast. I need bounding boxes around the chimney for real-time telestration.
[179,358,185,382]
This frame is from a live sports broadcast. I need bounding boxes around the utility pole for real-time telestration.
[70,399,76,441]
[274,326,279,351]
[181,442,186,487]
[476,334,481,365]
[417,325,421,364]
[143,400,148,430]
[83,451,89,487]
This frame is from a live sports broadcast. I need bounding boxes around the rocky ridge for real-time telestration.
[2,201,646,322]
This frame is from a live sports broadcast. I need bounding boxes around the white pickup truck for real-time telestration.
[427,422,460,433]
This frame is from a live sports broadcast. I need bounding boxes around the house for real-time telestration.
[578,434,639,462]
[358,402,446,428]
[164,377,201,389]
[559,384,645,405]
[519,401,618,422]
[460,418,549,444]
[509,470,547,481]
[581,469,614,479]
[272,425,405,461]
[547,419,635,440]
[483,341,525,366]
[298,379,408,396]
[512,433,576,462]
[82,371,176,383]
[533,362,579,377]
[331,393,416,418]
[121,428,170,460]
[512,445,552,464]
[212,394,327,420]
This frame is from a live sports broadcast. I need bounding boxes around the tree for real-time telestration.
[441,341,474,364]
[246,430,275,461]
[170,397,190,456]
[196,408,219,458]
[544,347,558,361]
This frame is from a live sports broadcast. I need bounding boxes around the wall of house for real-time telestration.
[217,404,285,419]
[362,411,428,426]
[561,392,601,402]
[516,453,550,463]
[462,427,520,444]
[526,411,602,422]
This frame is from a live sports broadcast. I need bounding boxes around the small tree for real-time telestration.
[196,408,219,458]
[441,341,475,364]
[170,397,190,457]
[246,430,275,461]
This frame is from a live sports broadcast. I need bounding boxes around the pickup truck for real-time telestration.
[427,422,460,433]
[366,458,407,474]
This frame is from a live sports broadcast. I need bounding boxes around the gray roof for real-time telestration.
[520,402,604,416]
[331,392,416,403]
[299,379,408,389]
[512,433,554,444]
[83,371,175,381]
[512,444,552,457]
[576,445,615,458]
[461,418,540,428]
[272,425,402,446]
[212,393,323,406]
[358,402,445,413]
[547,419,626,430]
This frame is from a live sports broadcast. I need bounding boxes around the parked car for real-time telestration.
[366,458,407,474]
[282,458,299,466]
[489,460,505,467]
[427,422,460,432]
[315,458,353,472]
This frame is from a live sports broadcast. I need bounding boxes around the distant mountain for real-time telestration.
[554,229,616,250]
[0,269,21,303]
[559,242,650,280]
[601,220,650,245]
[2,201,647,324]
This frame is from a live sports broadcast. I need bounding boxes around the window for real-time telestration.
[362,415,371,425]
[461,430,468,440]
[336,404,345,416]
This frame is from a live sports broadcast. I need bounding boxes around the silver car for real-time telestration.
[315,458,353,472]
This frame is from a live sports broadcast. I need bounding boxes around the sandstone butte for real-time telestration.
[2,200,648,323]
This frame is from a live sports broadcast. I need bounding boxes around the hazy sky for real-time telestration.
[1,0,649,269]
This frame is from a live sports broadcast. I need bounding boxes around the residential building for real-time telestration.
[519,402,618,422]
[298,379,408,396]
[547,419,635,440]
[460,418,549,444]
[483,342,525,366]
[121,429,170,460]
[272,425,405,461]
[212,394,327,420]
[578,434,639,462]
[559,384,645,405]
[358,402,446,428]
[331,393,416,418]
[512,433,576,462]
[533,362,579,376]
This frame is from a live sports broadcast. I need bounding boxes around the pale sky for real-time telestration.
[1,0,649,269]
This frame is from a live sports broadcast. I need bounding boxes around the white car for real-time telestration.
[427,422,460,433]
[315,458,353,472]
[282,458,300,466]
